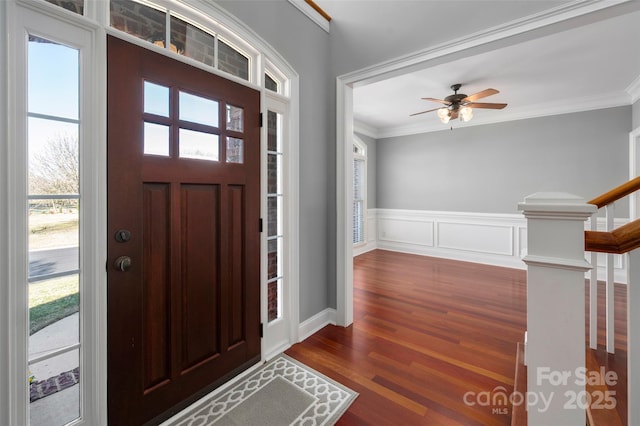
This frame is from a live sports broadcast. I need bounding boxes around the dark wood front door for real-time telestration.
[107,36,261,425]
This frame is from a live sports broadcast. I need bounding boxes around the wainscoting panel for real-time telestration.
[378,217,434,247]
[364,209,628,283]
[437,222,513,256]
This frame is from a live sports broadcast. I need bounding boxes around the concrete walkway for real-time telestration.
[29,313,80,425]
[29,312,79,381]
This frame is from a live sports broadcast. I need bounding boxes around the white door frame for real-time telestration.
[4,2,106,424]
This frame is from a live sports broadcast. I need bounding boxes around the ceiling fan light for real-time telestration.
[437,107,450,120]
[460,106,473,122]
[440,114,450,124]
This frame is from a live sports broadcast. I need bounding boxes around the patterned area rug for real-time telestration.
[169,355,358,425]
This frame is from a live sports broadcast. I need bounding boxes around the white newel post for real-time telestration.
[518,193,596,426]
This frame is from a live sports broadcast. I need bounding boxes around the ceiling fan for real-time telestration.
[411,83,507,123]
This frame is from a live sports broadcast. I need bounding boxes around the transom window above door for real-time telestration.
[38,0,288,96]
[110,0,254,83]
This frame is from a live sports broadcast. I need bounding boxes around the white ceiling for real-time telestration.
[319,1,640,138]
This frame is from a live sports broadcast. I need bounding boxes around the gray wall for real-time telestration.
[377,106,632,215]
[355,132,377,208]
[212,2,638,316]
[215,1,331,321]
[0,0,7,420]
[634,99,640,130]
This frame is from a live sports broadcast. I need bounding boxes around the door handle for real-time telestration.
[114,256,132,272]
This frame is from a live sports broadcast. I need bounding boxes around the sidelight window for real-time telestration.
[27,36,81,426]
[267,110,284,322]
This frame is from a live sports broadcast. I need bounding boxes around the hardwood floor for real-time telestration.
[286,250,528,425]
[285,249,628,425]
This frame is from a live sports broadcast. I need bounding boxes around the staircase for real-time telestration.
[511,345,627,426]
[585,346,626,426]
[517,178,640,425]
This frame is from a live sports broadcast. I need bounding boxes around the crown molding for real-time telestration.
[353,120,379,139]
[287,0,330,33]
[627,74,640,104]
[375,92,631,139]
[339,0,632,86]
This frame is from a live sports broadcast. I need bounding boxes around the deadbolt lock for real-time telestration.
[115,229,131,243]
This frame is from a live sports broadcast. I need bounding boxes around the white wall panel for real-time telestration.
[370,209,629,283]
[378,218,434,246]
[437,222,513,256]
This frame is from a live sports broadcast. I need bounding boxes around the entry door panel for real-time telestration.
[107,36,260,425]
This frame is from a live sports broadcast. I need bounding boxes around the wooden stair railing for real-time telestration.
[585,219,640,253]
[582,176,640,426]
[585,175,640,253]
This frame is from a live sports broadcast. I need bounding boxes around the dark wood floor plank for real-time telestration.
[285,249,627,425]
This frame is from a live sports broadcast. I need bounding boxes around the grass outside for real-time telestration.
[29,211,78,250]
[29,275,79,335]
[28,212,80,335]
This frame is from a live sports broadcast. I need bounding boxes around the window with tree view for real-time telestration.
[27,35,81,425]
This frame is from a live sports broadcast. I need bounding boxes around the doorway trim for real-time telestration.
[335,0,630,327]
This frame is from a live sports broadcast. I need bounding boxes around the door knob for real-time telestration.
[114,256,132,272]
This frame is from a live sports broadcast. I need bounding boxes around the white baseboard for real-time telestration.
[353,241,376,257]
[263,341,291,362]
[297,308,336,342]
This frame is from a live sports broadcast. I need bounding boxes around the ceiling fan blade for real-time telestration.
[463,88,499,102]
[421,97,450,105]
[409,107,441,117]
[466,102,507,110]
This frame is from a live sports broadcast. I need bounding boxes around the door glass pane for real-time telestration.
[28,118,79,195]
[267,154,279,194]
[266,109,284,323]
[179,129,219,161]
[44,0,84,15]
[267,110,278,151]
[29,275,79,335]
[28,36,78,120]
[267,196,278,238]
[267,279,281,322]
[265,73,278,93]
[179,91,219,127]
[29,206,79,281]
[29,351,80,426]
[226,137,243,163]
[218,39,249,80]
[28,36,80,425]
[226,104,243,132]
[170,15,215,66]
[110,0,166,46]
[144,81,170,117]
[144,122,170,156]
